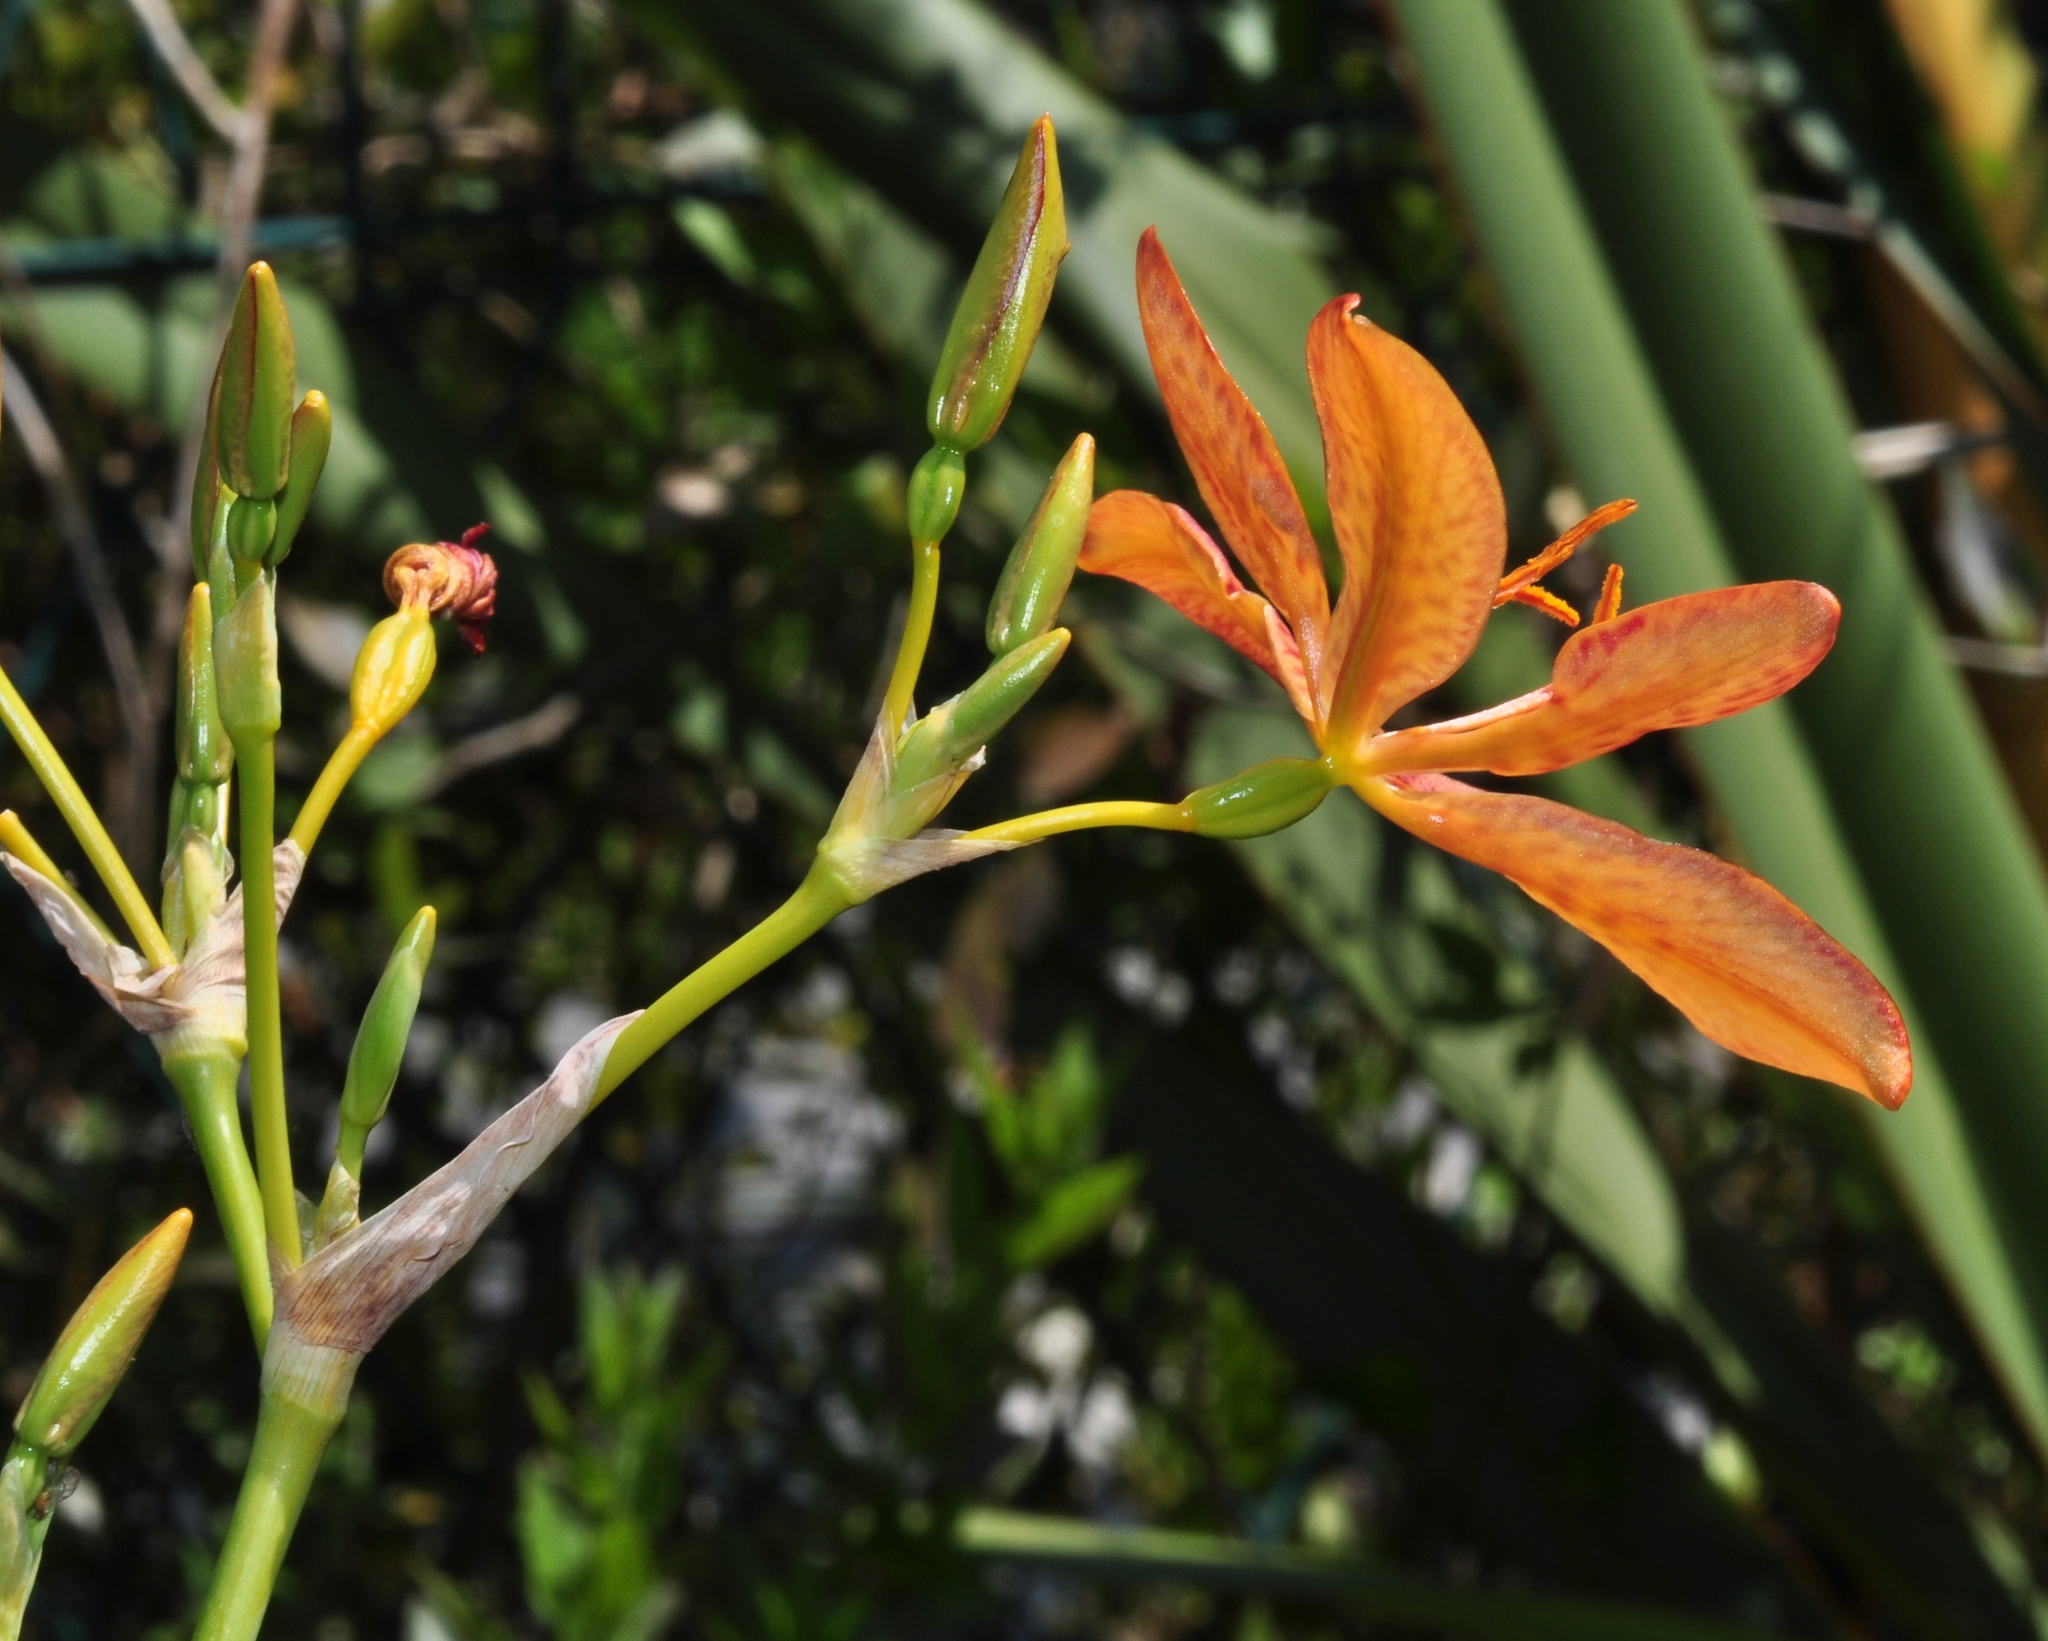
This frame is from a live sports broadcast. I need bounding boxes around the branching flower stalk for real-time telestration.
[0,115,1911,1640]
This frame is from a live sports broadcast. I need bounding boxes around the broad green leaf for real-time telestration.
[1005,1155,1143,1270]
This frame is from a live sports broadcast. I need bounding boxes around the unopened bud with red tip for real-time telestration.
[927,115,1068,455]
[384,524,499,655]
[987,434,1093,654]
[1182,757,1334,839]
[215,263,296,503]
[14,1210,190,1458]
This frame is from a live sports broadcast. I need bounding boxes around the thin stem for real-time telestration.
[0,663,174,970]
[0,809,115,942]
[118,0,242,141]
[596,864,852,1101]
[162,1048,272,1347]
[190,1381,343,1641]
[961,800,1194,849]
[287,722,376,857]
[879,539,940,744]
[0,1442,52,1641]
[238,738,298,1266]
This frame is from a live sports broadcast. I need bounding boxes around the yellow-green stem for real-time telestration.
[237,738,299,1266]
[879,539,941,745]
[0,665,173,969]
[0,1442,51,1641]
[962,800,1193,848]
[597,864,852,1102]
[161,1046,272,1346]
[288,722,378,857]
[0,809,115,942]
[191,1358,350,1641]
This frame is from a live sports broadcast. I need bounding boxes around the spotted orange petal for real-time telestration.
[1309,297,1506,748]
[1361,583,1840,778]
[1137,230,1330,688]
[1362,774,1911,1107]
[1080,489,1287,682]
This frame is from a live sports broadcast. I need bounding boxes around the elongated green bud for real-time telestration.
[906,446,966,545]
[216,263,296,501]
[175,585,232,787]
[215,575,281,743]
[1183,758,1334,839]
[337,906,436,1179]
[895,627,1069,792]
[927,116,1068,454]
[14,1210,190,1458]
[269,391,331,568]
[987,434,1093,654]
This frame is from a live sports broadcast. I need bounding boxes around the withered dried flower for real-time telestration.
[382,524,499,654]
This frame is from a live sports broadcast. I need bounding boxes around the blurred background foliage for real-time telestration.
[16,0,2048,1636]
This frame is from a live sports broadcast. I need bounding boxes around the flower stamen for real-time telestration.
[1493,497,1638,627]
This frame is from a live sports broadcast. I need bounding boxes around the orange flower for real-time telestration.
[1080,231,1911,1108]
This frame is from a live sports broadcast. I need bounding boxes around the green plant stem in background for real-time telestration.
[236,738,298,1268]
[161,1048,272,1345]
[0,665,174,970]
[192,1367,350,1641]
[596,866,852,1101]
[880,539,941,740]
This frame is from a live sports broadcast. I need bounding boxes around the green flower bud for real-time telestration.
[268,391,331,568]
[225,495,277,567]
[927,115,1068,453]
[1183,757,1334,839]
[895,627,1069,794]
[14,1210,190,1457]
[986,434,1093,655]
[905,446,966,545]
[214,575,282,744]
[174,585,232,787]
[337,906,436,1180]
[215,262,296,501]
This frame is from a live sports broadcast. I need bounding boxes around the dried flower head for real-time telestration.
[382,524,499,654]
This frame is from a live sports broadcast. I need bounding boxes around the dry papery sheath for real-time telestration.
[267,1014,635,1403]
[2,843,304,1046]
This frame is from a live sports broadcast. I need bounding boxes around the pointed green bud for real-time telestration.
[174,585,232,786]
[215,262,296,501]
[905,446,966,545]
[163,830,227,958]
[337,906,435,1179]
[1183,758,1334,839]
[928,115,1068,453]
[895,627,1069,794]
[214,575,281,744]
[987,434,1093,654]
[14,1209,190,1457]
[269,391,331,568]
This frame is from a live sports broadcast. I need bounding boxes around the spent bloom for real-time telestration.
[1079,230,1911,1108]
[384,524,499,654]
